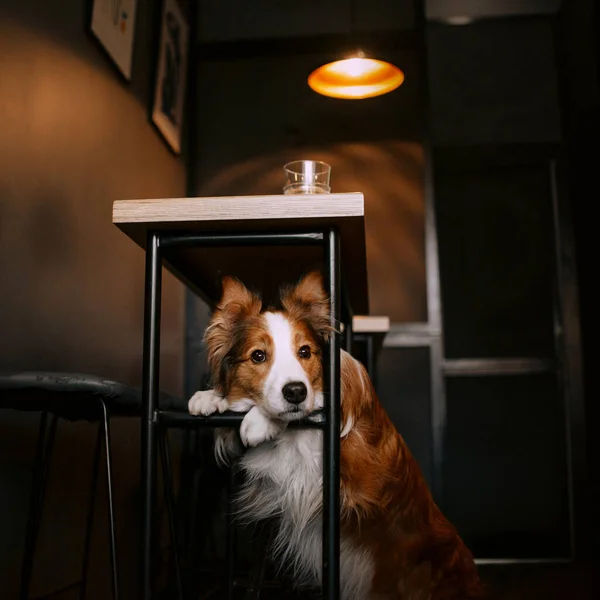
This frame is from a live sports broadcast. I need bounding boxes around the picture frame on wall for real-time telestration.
[151,0,190,155]
[90,0,139,81]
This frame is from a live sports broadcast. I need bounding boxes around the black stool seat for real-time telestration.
[1,370,188,600]
[0,371,186,421]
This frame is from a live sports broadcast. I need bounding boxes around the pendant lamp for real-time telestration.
[307,0,404,100]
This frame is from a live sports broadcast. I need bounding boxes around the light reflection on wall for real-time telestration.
[0,16,184,385]
[197,141,426,323]
[0,12,185,598]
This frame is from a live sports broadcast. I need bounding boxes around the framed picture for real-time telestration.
[90,0,139,81]
[152,0,190,155]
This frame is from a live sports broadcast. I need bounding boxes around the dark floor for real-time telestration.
[161,560,599,599]
[477,561,599,600]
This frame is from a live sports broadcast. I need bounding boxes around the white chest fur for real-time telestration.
[235,429,374,600]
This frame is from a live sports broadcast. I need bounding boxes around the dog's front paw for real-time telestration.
[240,407,282,447]
[188,389,229,416]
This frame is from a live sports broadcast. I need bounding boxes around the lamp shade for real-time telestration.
[308,57,404,100]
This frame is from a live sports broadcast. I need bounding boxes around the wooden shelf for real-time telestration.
[352,315,390,334]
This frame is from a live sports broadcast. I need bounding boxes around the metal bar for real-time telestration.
[552,8,593,557]
[141,231,162,600]
[322,228,341,600]
[20,411,50,600]
[413,0,447,505]
[383,324,440,348]
[549,157,584,559]
[429,339,446,502]
[226,470,237,600]
[366,335,376,389]
[102,403,119,600]
[388,322,442,335]
[383,334,435,348]
[340,278,354,337]
[443,358,556,377]
[158,429,184,600]
[156,409,326,429]
[160,231,324,249]
[341,279,353,354]
[20,415,58,599]
[79,421,103,600]
[474,558,571,565]
[343,321,353,355]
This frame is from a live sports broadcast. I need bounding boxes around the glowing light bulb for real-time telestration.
[308,57,404,100]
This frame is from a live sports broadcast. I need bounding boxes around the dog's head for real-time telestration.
[204,272,331,420]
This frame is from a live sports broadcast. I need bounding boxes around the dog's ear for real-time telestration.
[205,277,261,390]
[218,276,261,315]
[281,271,332,341]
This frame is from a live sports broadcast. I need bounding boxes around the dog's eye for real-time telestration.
[298,346,311,359]
[251,350,267,363]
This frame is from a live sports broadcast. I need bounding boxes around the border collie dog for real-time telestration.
[189,272,484,600]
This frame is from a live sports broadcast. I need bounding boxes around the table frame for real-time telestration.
[140,228,344,600]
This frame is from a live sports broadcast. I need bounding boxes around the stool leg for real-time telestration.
[158,429,183,600]
[79,422,103,600]
[101,404,119,600]
[225,469,237,600]
[20,412,58,600]
[20,411,47,600]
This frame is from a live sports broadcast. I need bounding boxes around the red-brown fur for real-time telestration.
[339,353,484,599]
[285,271,484,599]
[207,272,484,599]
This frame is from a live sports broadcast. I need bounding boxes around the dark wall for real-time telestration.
[192,50,427,324]
[426,16,576,559]
[427,17,562,146]
[195,0,414,41]
[0,1,186,597]
[187,1,589,567]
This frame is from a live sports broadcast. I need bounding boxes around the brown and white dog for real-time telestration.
[189,272,484,600]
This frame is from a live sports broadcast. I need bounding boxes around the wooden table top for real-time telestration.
[113,193,369,313]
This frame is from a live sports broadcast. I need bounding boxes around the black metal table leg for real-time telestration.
[323,228,341,600]
[141,232,162,600]
[145,229,346,599]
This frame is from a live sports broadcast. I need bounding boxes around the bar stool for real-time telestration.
[0,371,185,600]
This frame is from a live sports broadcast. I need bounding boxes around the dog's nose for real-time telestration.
[282,382,307,405]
